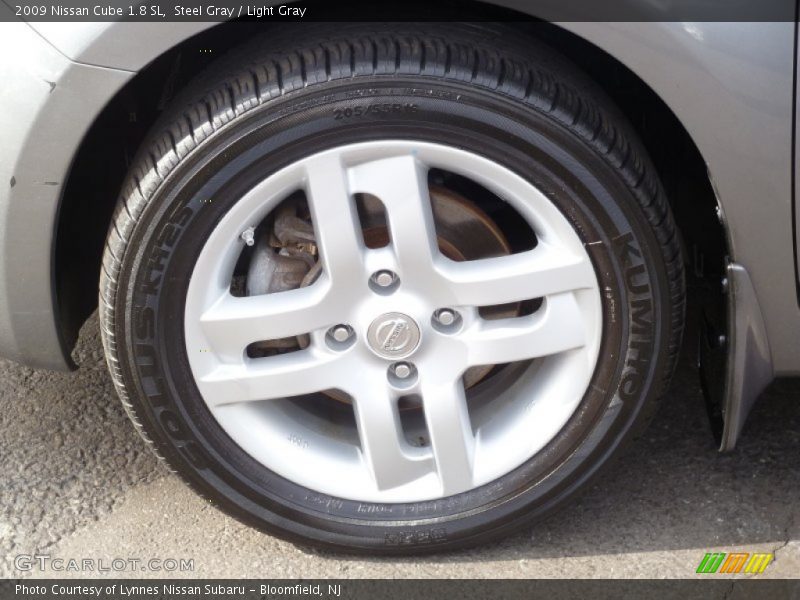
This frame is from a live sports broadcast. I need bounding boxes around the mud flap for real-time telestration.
[699,262,772,451]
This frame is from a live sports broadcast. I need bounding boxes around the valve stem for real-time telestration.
[240,226,256,246]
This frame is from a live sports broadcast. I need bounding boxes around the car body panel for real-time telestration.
[27,22,207,71]
[562,22,795,374]
[0,17,796,447]
[797,32,800,305]
[0,20,131,370]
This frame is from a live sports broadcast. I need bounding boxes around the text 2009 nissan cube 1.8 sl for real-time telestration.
[0,16,796,553]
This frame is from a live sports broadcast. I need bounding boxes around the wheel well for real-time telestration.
[55,12,727,353]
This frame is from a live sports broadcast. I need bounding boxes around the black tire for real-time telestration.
[99,23,684,553]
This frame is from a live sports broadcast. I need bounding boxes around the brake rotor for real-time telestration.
[361,184,512,260]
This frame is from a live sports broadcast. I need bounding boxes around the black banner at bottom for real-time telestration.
[2,579,799,600]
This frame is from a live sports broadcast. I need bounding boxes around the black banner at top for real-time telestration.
[1,0,798,22]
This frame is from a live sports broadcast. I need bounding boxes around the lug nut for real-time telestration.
[330,325,352,343]
[373,270,396,288]
[393,362,412,379]
[435,308,458,326]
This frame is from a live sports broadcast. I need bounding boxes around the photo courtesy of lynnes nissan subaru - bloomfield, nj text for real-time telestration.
[0,2,797,553]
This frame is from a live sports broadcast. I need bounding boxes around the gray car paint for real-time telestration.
[0,17,796,443]
[719,263,773,450]
[0,20,132,369]
[562,22,796,375]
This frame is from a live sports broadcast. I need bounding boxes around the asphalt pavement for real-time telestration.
[1,313,798,578]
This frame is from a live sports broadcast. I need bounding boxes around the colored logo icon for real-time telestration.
[696,552,773,574]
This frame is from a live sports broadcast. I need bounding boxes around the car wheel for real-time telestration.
[99,24,684,552]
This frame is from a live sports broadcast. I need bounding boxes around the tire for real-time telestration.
[99,23,684,553]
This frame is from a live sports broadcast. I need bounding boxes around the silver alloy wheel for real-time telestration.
[184,141,602,503]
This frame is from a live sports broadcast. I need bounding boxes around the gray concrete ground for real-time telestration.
[1,313,798,579]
